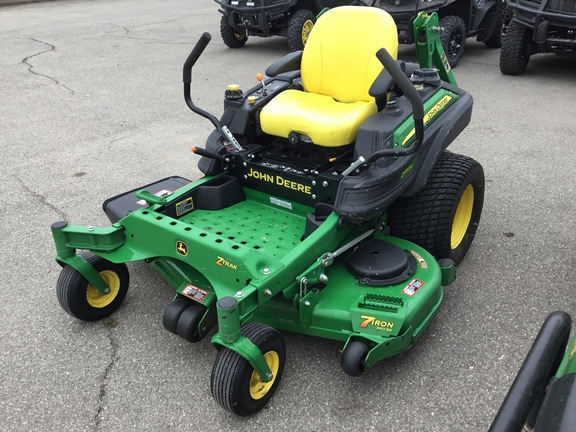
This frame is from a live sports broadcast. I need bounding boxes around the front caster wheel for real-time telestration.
[341,341,369,377]
[176,304,205,343]
[210,322,286,416]
[163,298,193,334]
[56,251,129,321]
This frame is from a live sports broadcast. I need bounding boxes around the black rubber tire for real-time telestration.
[56,251,129,321]
[341,341,369,377]
[211,322,286,416]
[483,3,512,48]
[287,9,316,52]
[440,15,467,68]
[220,15,247,48]
[176,303,206,342]
[163,298,193,334]
[388,152,485,266]
[500,20,533,75]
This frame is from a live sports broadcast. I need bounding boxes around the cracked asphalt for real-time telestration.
[1,1,576,431]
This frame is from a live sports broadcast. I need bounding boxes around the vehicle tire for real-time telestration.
[500,20,532,75]
[483,3,512,48]
[163,298,193,334]
[220,15,247,48]
[388,152,485,266]
[176,303,205,343]
[341,341,369,377]
[56,251,129,321]
[287,9,316,52]
[211,322,286,416]
[440,15,467,68]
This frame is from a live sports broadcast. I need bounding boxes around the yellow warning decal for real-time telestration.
[175,197,194,216]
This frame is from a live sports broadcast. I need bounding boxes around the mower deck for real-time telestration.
[84,177,447,368]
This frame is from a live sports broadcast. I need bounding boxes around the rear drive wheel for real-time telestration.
[56,252,129,321]
[500,20,532,75]
[341,341,369,377]
[211,322,286,416]
[220,15,247,48]
[440,16,466,68]
[388,152,485,265]
[287,9,316,52]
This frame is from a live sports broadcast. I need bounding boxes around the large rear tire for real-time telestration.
[388,152,485,265]
[500,20,532,75]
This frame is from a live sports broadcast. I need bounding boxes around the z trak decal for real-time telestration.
[216,256,238,270]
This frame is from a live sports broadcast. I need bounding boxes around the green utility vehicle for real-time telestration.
[51,7,484,415]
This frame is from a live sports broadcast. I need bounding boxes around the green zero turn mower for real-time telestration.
[51,7,484,415]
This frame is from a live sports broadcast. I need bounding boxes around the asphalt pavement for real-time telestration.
[1,1,576,431]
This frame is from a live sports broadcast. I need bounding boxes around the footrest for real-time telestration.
[103,176,191,223]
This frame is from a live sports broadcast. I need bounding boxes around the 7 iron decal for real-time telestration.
[359,315,395,332]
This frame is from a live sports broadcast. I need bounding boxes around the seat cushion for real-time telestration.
[259,6,397,147]
[302,6,398,103]
[260,89,378,147]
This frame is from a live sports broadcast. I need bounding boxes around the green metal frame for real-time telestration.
[413,12,458,86]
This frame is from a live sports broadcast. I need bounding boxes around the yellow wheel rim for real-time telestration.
[451,185,474,249]
[86,270,120,308]
[234,31,245,41]
[301,20,314,45]
[249,351,280,400]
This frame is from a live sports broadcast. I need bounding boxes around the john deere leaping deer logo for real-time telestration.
[176,240,188,257]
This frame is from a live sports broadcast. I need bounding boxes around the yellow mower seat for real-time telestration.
[260,6,398,148]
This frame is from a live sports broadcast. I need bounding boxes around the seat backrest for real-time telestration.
[301,6,398,104]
